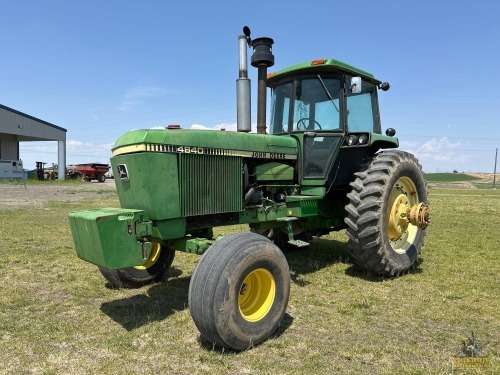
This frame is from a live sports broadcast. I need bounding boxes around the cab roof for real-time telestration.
[267,58,381,85]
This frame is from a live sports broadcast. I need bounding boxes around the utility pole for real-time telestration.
[493,148,498,189]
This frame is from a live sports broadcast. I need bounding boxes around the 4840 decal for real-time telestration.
[113,143,297,160]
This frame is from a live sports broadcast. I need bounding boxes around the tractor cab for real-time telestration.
[267,59,394,184]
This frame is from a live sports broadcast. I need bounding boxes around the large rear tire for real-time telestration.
[99,242,175,288]
[188,232,290,350]
[344,150,428,277]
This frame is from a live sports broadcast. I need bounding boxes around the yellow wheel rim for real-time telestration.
[238,268,276,322]
[134,242,161,270]
[387,177,419,254]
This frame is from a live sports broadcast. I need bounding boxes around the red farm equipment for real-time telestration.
[68,163,110,182]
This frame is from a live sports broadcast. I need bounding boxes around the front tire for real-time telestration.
[99,242,175,288]
[188,232,290,350]
[344,150,428,277]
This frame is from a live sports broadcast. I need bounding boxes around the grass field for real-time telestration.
[425,173,481,183]
[1,188,499,374]
[473,183,497,189]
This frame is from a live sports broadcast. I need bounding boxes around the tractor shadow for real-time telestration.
[284,237,352,286]
[100,267,190,331]
[284,237,424,284]
[344,259,424,282]
[100,264,295,346]
[198,312,294,354]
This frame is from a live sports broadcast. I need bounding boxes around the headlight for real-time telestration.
[358,134,368,144]
[347,135,358,146]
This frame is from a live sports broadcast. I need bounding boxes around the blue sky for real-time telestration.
[1,0,499,172]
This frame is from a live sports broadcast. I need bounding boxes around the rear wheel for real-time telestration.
[97,174,106,183]
[188,232,290,350]
[344,150,428,277]
[99,242,175,288]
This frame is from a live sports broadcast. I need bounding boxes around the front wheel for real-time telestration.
[344,150,429,277]
[99,242,175,288]
[188,232,290,350]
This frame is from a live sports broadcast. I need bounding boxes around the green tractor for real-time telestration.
[69,27,430,351]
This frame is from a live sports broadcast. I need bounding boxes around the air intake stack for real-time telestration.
[251,35,274,134]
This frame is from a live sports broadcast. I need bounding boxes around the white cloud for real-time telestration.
[190,124,212,130]
[417,137,468,162]
[399,137,478,172]
[20,140,113,168]
[419,137,460,152]
[189,122,243,132]
[65,140,113,151]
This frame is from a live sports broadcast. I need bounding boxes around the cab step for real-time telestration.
[277,216,310,248]
[287,239,310,248]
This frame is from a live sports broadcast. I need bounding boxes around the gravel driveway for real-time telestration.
[0,179,117,211]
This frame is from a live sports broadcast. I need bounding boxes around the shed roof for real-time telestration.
[0,103,67,142]
[0,103,66,132]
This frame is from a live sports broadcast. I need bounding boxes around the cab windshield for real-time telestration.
[270,75,342,134]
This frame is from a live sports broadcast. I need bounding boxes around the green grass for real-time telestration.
[0,190,499,374]
[0,178,88,185]
[472,182,497,190]
[425,173,480,182]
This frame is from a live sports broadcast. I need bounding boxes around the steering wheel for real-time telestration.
[296,118,322,131]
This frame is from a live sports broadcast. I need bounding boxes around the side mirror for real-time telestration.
[350,77,362,94]
[379,82,390,91]
[386,128,396,137]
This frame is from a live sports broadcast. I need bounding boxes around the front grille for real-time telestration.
[179,154,242,216]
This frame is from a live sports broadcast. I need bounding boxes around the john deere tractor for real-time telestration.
[69,27,430,351]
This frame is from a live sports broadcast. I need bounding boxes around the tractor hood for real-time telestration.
[109,129,299,223]
[112,129,299,159]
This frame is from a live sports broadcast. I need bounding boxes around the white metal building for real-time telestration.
[0,103,67,179]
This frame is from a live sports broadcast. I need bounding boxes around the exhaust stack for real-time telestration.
[236,33,251,132]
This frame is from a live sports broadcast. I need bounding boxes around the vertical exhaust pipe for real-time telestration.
[236,35,251,132]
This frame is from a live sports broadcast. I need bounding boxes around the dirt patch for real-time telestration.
[469,173,496,183]
[0,180,117,211]
[428,173,497,189]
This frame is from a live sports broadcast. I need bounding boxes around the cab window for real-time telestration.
[292,77,341,132]
[270,76,342,134]
[270,82,292,134]
[346,80,380,132]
